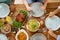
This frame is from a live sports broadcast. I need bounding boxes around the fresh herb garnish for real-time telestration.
[13,20,23,28]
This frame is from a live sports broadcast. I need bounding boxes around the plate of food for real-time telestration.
[1,24,11,34]
[0,3,10,18]
[15,29,29,40]
[30,33,46,40]
[0,34,8,40]
[30,2,44,17]
[45,15,60,31]
[13,10,28,28]
[26,19,40,32]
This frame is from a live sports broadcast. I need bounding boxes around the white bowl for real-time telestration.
[26,19,40,32]
[15,29,29,40]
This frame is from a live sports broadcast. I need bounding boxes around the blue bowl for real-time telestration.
[0,3,10,18]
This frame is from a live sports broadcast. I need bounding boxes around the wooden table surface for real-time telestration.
[0,4,60,40]
[15,4,60,40]
[11,4,60,40]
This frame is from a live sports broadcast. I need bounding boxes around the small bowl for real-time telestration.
[15,29,29,40]
[1,24,11,34]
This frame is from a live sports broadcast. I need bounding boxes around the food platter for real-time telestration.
[13,10,28,28]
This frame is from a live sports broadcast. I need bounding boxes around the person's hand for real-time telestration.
[48,12,55,17]
[48,29,57,38]
[27,7,32,11]
[48,29,53,35]
[40,5,46,10]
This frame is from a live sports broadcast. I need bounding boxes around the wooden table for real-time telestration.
[7,0,60,40]
[0,4,60,40]
[12,4,60,40]
[47,0,60,9]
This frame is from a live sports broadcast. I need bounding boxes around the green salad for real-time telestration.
[13,20,23,28]
[28,19,39,32]
[13,10,28,28]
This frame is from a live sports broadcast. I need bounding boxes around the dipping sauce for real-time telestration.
[18,32,27,40]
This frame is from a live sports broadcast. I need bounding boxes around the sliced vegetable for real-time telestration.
[28,19,39,32]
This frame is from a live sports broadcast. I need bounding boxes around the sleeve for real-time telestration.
[27,0,32,4]
[57,35,60,40]
[0,0,6,2]
[58,6,60,10]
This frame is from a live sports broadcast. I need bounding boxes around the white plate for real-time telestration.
[45,15,60,31]
[30,33,46,40]
[0,3,10,18]
[15,29,29,40]
[30,2,44,17]
[0,34,8,40]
